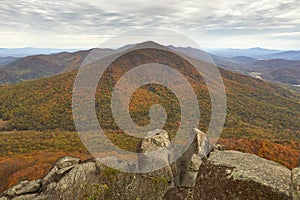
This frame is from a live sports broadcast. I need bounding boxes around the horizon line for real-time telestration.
[0,46,298,51]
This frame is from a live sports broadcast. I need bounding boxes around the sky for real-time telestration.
[0,0,299,49]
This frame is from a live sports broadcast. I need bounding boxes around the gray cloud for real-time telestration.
[0,0,299,49]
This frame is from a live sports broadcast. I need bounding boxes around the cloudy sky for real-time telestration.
[1,0,299,49]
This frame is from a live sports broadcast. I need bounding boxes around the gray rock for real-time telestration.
[138,129,171,153]
[137,129,171,173]
[12,194,38,200]
[193,128,210,158]
[137,128,205,188]
[137,129,175,194]
[44,182,57,193]
[173,143,196,187]
[30,194,47,200]
[181,172,198,188]
[292,167,300,200]
[55,156,80,170]
[173,129,208,187]
[42,157,80,185]
[214,144,225,151]
[56,165,77,175]
[178,154,202,188]
[55,162,98,192]
[194,150,291,200]
[37,161,99,200]
[4,180,41,197]
[0,196,9,200]
[188,154,202,172]
[42,166,58,184]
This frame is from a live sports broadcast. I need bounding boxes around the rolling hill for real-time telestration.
[0,49,114,85]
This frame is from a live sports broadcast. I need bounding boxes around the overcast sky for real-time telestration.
[0,0,299,49]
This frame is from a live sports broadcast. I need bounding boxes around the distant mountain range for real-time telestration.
[209,47,300,61]
[0,48,81,57]
[0,45,299,86]
[266,51,300,60]
[209,47,281,59]
[170,47,300,85]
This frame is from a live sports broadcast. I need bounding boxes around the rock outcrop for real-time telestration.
[0,156,172,200]
[1,128,209,200]
[194,151,292,200]
[1,128,296,200]
[137,129,172,174]
[172,128,210,188]
[137,128,210,188]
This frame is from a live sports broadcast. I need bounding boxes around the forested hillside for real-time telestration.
[0,48,299,192]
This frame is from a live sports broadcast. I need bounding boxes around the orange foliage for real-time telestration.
[218,138,300,169]
[0,151,91,193]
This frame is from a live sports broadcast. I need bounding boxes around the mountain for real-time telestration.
[179,46,300,85]
[168,45,212,62]
[1,45,299,87]
[0,57,18,68]
[168,45,244,72]
[267,51,300,60]
[209,47,282,59]
[170,46,300,85]
[0,49,114,85]
[209,48,300,61]
[230,56,257,65]
[242,59,300,85]
[0,48,81,57]
[0,42,299,168]
[0,50,89,85]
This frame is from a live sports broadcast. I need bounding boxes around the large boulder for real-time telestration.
[55,156,80,169]
[292,167,300,200]
[42,156,80,185]
[45,161,100,199]
[137,128,209,188]
[194,151,291,200]
[137,129,171,173]
[138,129,171,152]
[175,128,209,187]
[193,128,210,158]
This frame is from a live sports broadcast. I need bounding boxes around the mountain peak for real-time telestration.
[249,47,264,50]
[136,41,165,49]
